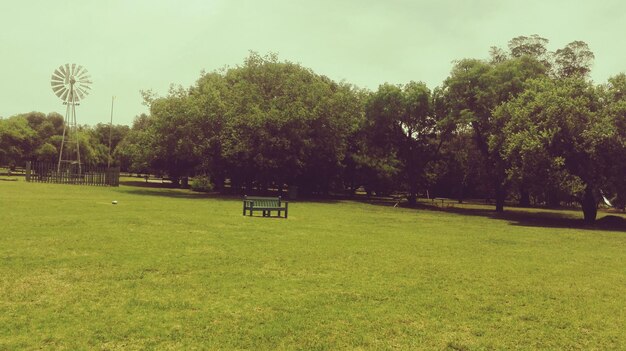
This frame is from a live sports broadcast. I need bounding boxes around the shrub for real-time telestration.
[191,175,214,192]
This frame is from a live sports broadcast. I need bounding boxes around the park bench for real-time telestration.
[243,196,288,218]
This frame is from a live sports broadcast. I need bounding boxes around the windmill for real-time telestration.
[50,64,92,174]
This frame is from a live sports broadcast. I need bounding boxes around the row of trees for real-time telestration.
[1,35,624,222]
[0,111,129,168]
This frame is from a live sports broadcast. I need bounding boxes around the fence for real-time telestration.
[25,162,120,186]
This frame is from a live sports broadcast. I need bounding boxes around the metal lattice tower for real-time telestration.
[50,64,92,173]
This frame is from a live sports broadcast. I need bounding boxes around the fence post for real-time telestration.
[25,161,31,182]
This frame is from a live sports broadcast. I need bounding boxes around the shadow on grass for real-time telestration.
[118,179,625,231]
[119,179,176,188]
[400,202,626,232]
[120,188,236,201]
[118,179,340,203]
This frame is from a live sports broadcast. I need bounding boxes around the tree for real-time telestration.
[497,77,610,222]
[143,88,203,185]
[507,34,551,71]
[554,41,595,78]
[219,52,362,194]
[131,52,363,192]
[90,123,130,166]
[189,72,229,189]
[115,114,154,174]
[598,74,626,209]
[431,128,488,202]
[443,55,547,211]
[363,82,444,204]
[0,116,37,166]
[34,143,57,163]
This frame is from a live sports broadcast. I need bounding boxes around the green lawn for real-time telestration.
[1,179,625,350]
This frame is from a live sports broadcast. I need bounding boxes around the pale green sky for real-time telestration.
[1,0,625,125]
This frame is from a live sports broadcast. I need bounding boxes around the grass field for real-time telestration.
[1,178,625,350]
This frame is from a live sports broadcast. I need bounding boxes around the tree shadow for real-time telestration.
[399,201,626,232]
[119,179,177,189]
[118,179,340,203]
[119,188,237,201]
[116,180,625,231]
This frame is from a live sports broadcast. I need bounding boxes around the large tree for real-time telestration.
[443,55,547,211]
[132,52,363,192]
[496,77,611,222]
[219,52,362,194]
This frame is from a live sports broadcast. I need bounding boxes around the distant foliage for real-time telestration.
[190,175,214,193]
[0,112,129,168]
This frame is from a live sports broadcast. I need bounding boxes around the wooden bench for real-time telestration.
[243,196,288,218]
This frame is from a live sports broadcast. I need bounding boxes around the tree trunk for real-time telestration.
[213,174,224,191]
[519,185,530,207]
[407,194,417,206]
[495,182,505,212]
[407,181,418,206]
[547,189,560,208]
[581,186,597,224]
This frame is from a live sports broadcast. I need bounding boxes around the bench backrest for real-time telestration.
[244,196,281,207]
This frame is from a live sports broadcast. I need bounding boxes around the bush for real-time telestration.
[191,175,214,192]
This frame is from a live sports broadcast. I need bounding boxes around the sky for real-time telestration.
[1,0,625,126]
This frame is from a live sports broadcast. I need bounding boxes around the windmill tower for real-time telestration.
[50,64,92,173]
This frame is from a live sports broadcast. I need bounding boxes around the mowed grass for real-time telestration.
[1,179,625,350]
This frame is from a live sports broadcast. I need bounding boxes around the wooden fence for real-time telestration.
[25,162,120,186]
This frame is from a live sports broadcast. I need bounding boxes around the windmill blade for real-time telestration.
[76,85,89,95]
[78,75,92,83]
[59,64,68,77]
[53,86,67,98]
[52,85,65,94]
[75,87,85,100]
[60,88,70,101]
[64,64,71,79]
[52,71,65,81]
[77,73,90,83]
[51,78,64,87]
[51,77,64,86]
[73,65,84,78]
[54,68,65,79]
[70,64,77,77]
[51,85,65,95]
[79,83,92,91]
